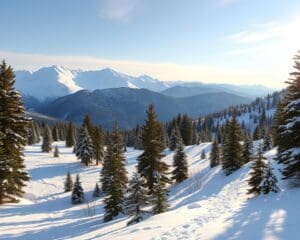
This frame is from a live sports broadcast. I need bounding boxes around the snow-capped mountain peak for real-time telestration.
[15,66,169,100]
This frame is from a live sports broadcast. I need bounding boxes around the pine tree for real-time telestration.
[276,52,300,184]
[82,115,93,135]
[180,114,193,146]
[247,146,266,196]
[123,173,149,225]
[75,126,94,166]
[71,174,84,204]
[100,135,112,194]
[92,126,104,165]
[253,126,260,141]
[222,115,243,175]
[137,104,170,193]
[52,125,59,142]
[65,121,75,147]
[151,177,169,214]
[192,130,200,145]
[172,136,188,183]
[27,121,38,145]
[210,139,220,168]
[103,124,128,222]
[263,134,272,152]
[0,61,30,203]
[64,171,73,192]
[53,146,59,158]
[201,150,206,159]
[260,161,280,194]
[93,183,101,197]
[42,125,52,152]
[169,123,181,151]
[242,136,253,164]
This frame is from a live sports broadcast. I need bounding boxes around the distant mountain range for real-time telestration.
[15,66,169,100]
[16,65,276,129]
[36,88,251,129]
[15,65,274,101]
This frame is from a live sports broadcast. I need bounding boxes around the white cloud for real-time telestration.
[0,50,284,88]
[227,22,285,44]
[99,0,143,22]
[226,17,300,84]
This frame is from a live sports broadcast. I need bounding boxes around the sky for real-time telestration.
[0,0,300,88]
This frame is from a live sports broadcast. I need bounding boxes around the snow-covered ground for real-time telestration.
[0,141,299,240]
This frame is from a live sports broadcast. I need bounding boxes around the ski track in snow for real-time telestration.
[0,141,299,240]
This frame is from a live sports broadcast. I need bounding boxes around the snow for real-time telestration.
[15,66,273,101]
[0,141,299,240]
[15,67,168,100]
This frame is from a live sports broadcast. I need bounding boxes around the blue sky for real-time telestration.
[1,0,300,87]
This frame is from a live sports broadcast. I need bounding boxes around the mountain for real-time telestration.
[37,88,251,129]
[15,66,273,101]
[162,83,274,99]
[161,86,222,98]
[15,66,81,101]
[24,111,64,125]
[15,66,169,100]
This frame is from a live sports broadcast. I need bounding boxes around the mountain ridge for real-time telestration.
[36,87,251,129]
[15,65,274,100]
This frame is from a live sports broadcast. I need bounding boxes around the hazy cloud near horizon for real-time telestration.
[0,50,285,89]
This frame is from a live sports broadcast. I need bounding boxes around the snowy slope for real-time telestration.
[0,142,299,240]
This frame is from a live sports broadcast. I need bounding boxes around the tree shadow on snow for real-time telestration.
[214,189,299,240]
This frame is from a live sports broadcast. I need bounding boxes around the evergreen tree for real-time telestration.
[260,161,280,194]
[222,115,243,175]
[71,174,84,204]
[75,126,94,166]
[134,125,143,150]
[0,61,29,203]
[53,146,59,158]
[210,139,220,168]
[253,126,260,141]
[92,126,104,165]
[93,183,101,197]
[247,146,266,196]
[103,124,128,222]
[192,130,200,145]
[137,104,170,193]
[64,171,73,192]
[100,135,112,194]
[82,115,93,135]
[123,173,149,225]
[65,121,76,147]
[180,114,193,146]
[169,123,181,151]
[172,136,188,183]
[41,125,52,152]
[52,125,59,142]
[276,52,300,184]
[27,121,38,145]
[242,136,253,164]
[201,150,206,159]
[262,134,272,152]
[151,177,169,214]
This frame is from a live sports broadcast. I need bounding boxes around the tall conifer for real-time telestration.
[0,61,29,203]
[222,115,243,175]
[276,52,300,184]
[172,136,188,183]
[137,104,170,193]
